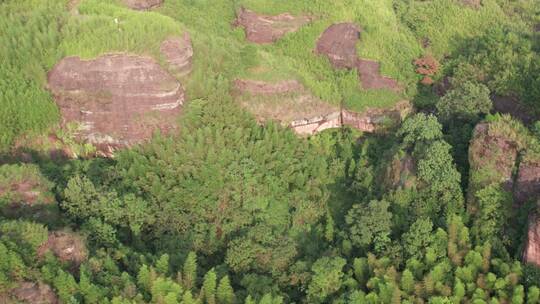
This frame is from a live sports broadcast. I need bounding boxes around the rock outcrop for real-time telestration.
[48,54,184,154]
[123,0,162,10]
[11,282,58,304]
[515,154,540,205]
[161,33,194,77]
[38,231,87,268]
[235,8,311,44]
[342,100,411,132]
[468,122,520,195]
[234,79,410,135]
[524,212,540,267]
[316,23,400,92]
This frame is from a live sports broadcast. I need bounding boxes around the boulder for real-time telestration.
[123,0,162,10]
[48,54,184,154]
[160,33,194,77]
[316,23,400,91]
[38,231,87,268]
[11,282,57,304]
[524,212,540,267]
[235,8,311,44]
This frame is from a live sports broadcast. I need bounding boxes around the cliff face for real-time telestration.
[467,117,540,266]
[235,8,311,44]
[524,211,540,267]
[48,54,184,154]
[234,79,411,135]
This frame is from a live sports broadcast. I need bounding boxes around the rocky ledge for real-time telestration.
[48,54,184,154]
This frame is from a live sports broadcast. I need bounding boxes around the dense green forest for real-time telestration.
[1,0,540,303]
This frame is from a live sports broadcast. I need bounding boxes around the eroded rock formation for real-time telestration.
[123,0,162,10]
[161,33,194,77]
[11,282,58,304]
[48,54,184,154]
[235,8,311,44]
[342,100,411,132]
[316,23,400,91]
[234,79,410,135]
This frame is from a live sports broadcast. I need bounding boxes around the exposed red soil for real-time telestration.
[122,0,162,10]
[160,33,194,77]
[38,231,87,268]
[10,282,58,304]
[316,23,400,92]
[48,54,184,153]
[383,154,416,190]
[234,79,305,95]
[524,212,540,267]
[234,8,311,44]
[514,157,540,205]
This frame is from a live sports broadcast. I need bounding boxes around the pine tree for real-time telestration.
[217,276,235,304]
[401,269,415,295]
[156,254,170,276]
[202,269,217,304]
[182,291,197,304]
[137,264,152,293]
[183,252,198,290]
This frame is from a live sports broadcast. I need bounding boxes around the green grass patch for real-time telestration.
[61,0,184,59]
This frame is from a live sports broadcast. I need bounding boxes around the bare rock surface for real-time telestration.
[234,79,340,135]
[11,282,58,304]
[161,33,194,77]
[514,156,540,205]
[315,23,361,69]
[48,54,184,153]
[316,23,400,91]
[235,8,311,44]
[524,212,540,267]
[38,231,87,268]
[492,95,537,125]
[468,122,519,193]
[342,100,411,132]
[234,79,410,135]
[123,0,162,10]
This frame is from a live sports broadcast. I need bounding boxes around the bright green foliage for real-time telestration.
[437,81,492,122]
[307,257,346,303]
[183,252,198,291]
[346,200,393,251]
[203,269,217,304]
[0,0,64,150]
[397,113,443,148]
[217,276,236,304]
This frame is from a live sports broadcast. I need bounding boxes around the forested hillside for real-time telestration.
[1,0,540,303]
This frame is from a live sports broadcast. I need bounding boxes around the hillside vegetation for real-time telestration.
[1,0,540,303]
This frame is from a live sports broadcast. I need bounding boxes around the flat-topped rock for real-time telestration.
[161,33,194,77]
[342,100,411,132]
[123,0,162,10]
[235,8,311,44]
[48,54,184,153]
[316,23,400,91]
[234,79,305,95]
